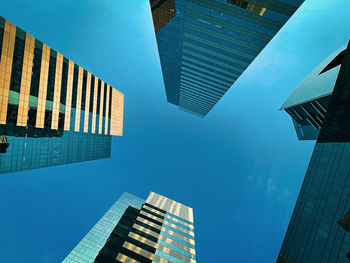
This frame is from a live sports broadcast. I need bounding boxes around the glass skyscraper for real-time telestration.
[277,41,350,262]
[280,44,347,141]
[62,192,196,263]
[0,17,124,174]
[150,0,305,118]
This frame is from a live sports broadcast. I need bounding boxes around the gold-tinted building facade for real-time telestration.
[63,192,196,263]
[0,16,124,174]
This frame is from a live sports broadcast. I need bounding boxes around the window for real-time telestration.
[227,0,266,16]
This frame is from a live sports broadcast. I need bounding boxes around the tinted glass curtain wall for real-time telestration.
[150,0,305,118]
[0,17,124,174]
[277,41,350,263]
[62,192,196,263]
[280,45,347,141]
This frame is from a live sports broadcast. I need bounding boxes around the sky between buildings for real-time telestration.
[0,0,350,262]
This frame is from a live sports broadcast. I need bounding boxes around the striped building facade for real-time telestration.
[63,192,196,263]
[150,0,305,118]
[0,17,124,173]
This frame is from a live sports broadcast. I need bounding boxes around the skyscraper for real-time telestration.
[0,17,124,174]
[62,192,196,263]
[280,44,347,140]
[277,41,350,262]
[150,0,305,118]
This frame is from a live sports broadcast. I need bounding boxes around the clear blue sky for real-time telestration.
[0,0,349,262]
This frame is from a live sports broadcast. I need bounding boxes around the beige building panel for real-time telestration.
[136,217,162,231]
[104,84,110,135]
[137,216,195,242]
[133,224,160,239]
[98,80,104,134]
[110,89,124,136]
[116,253,141,263]
[133,223,195,256]
[64,60,74,131]
[74,66,83,132]
[35,44,50,128]
[143,205,166,216]
[16,33,35,127]
[163,220,195,237]
[164,214,194,230]
[130,225,195,255]
[147,192,194,223]
[0,20,16,124]
[140,210,164,224]
[158,235,196,255]
[91,76,98,133]
[128,232,195,263]
[83,72,91,133]
[157,243,196,263]
[123,241,170,263]
[129,232,158,248]
[162,227,195,246]
[51,53,63,130]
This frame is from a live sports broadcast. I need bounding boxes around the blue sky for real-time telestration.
[0,0,350,262]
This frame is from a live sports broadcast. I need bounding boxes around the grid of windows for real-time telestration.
[63,193,145,263]
[150,0,304,117]
[277,42,350,263]
[62,193,196,263]
[0,20,16,125]
[0,16,125,174]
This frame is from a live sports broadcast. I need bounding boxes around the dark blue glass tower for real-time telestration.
[277,41,350,262]
[150,0,305,117]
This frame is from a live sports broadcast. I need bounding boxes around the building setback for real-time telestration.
[62,192,196,263]
[150,0,305,118]
[0,17,124,174]
[280,45,347,140]
[277,41,350,262]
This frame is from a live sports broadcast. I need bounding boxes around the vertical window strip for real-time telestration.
[69,64,78,130]
[91,76,98,133]
[71,64,79,108]
[17,33,35,127]
[59,57,69,106]
[98,80,105,134]
[0,20,15,124]
[7,26,26,126]
[102,82,107,134]
[74,66,83,132]
[51,53,63,130]
[27,39,43,129]
[95,79,101,133]
[9,27,25,93]
[89,75,95,113]
[108,85,112,134]
[44,49,57,129]
[104,84,110,135]
[29,39,43,98]
[35,43,50,128]
[83,71,91,133]
[81,70,87,111]
[63,60,74,131]
[0,17,5,63]
[58,57,68,131]
[103,82,107,117]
